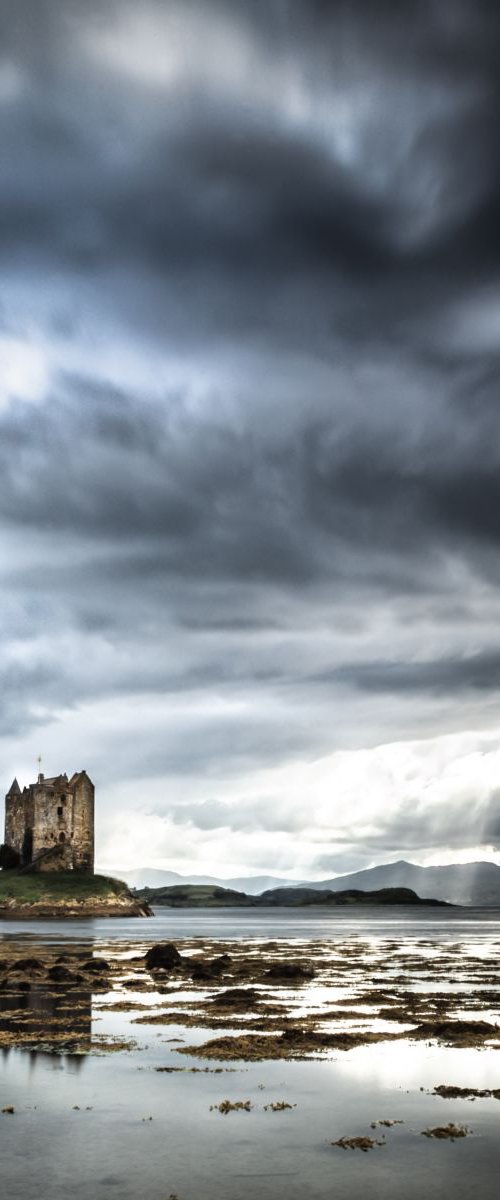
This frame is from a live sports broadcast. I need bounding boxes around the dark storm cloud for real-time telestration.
[2,1,500,869]
[319,650,500,697]
[1,357,500,780]
[2,365,500,575]
[2,2,500,297]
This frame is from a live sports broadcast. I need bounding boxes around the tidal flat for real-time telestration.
[1,908,500,1200]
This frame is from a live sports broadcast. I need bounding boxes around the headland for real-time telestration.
[135,883,449,907]
[0,870,151,918]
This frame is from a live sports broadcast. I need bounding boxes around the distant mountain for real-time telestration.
[109,868,302,895]
[135,883,446,908]
[313,860,500,906]
[107,859,500,905]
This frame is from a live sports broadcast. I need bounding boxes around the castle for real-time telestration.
[4,771,94,873]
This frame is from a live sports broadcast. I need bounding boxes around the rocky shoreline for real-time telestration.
[0,870,152,919]
[0,897,151,918]
[2,932,499,1057]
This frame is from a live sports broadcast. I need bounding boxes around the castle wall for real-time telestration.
[72,775,94,871]
[32,784,75,860]
[4,794,26,858]
[4,771,95,873]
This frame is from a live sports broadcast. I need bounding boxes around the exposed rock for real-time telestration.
[177,1027,398,1061]
[82,958,110,973]
[212,988,262,1009]
[209,1099,252,1114]
[433,1084,500,1101]
[47,965,85,984]
[264,962,315,983]
[145,943,183,972]
[190,953,232,981]
[8,958,45,975]
[332,1136,385,1151]
[421,1123,470,1139]
[0,978,30,992]
[412,1019,499,1045]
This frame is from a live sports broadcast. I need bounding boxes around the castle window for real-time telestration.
[59,832,66,843]
[57,806,63,817]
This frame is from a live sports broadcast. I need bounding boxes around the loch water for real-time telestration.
[1,906,500,1200]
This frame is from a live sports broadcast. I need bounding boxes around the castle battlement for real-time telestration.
[4,770,94,873]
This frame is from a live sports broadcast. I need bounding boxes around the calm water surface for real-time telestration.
[1,907,500,1200]
[3,903,500,942]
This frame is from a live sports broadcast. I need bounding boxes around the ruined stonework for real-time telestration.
[4,771,94,873]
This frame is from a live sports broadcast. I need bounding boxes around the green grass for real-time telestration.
[138,883,252,907]
[0,870,128,903]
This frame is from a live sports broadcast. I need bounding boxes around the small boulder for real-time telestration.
[264,962,315,983]
[47,965,84,984]
[190,954,232,982]
[9,958,45,975]
[212,988,261,1009]
[145,943,183,972]
[82,958,110,973]
[211,954,232,973]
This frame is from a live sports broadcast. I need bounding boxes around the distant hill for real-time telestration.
[136,884,253,908]
[135,883,447,908]
[115,859,500,904]
[258,885,446,907]
[111,868,298,895]
[315,861,500,906]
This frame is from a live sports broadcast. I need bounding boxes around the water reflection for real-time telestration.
[0,943,97,1057]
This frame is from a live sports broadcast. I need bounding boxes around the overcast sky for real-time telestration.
[2,0,500,879]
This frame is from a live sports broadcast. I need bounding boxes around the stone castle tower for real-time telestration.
[4,771,94,873]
